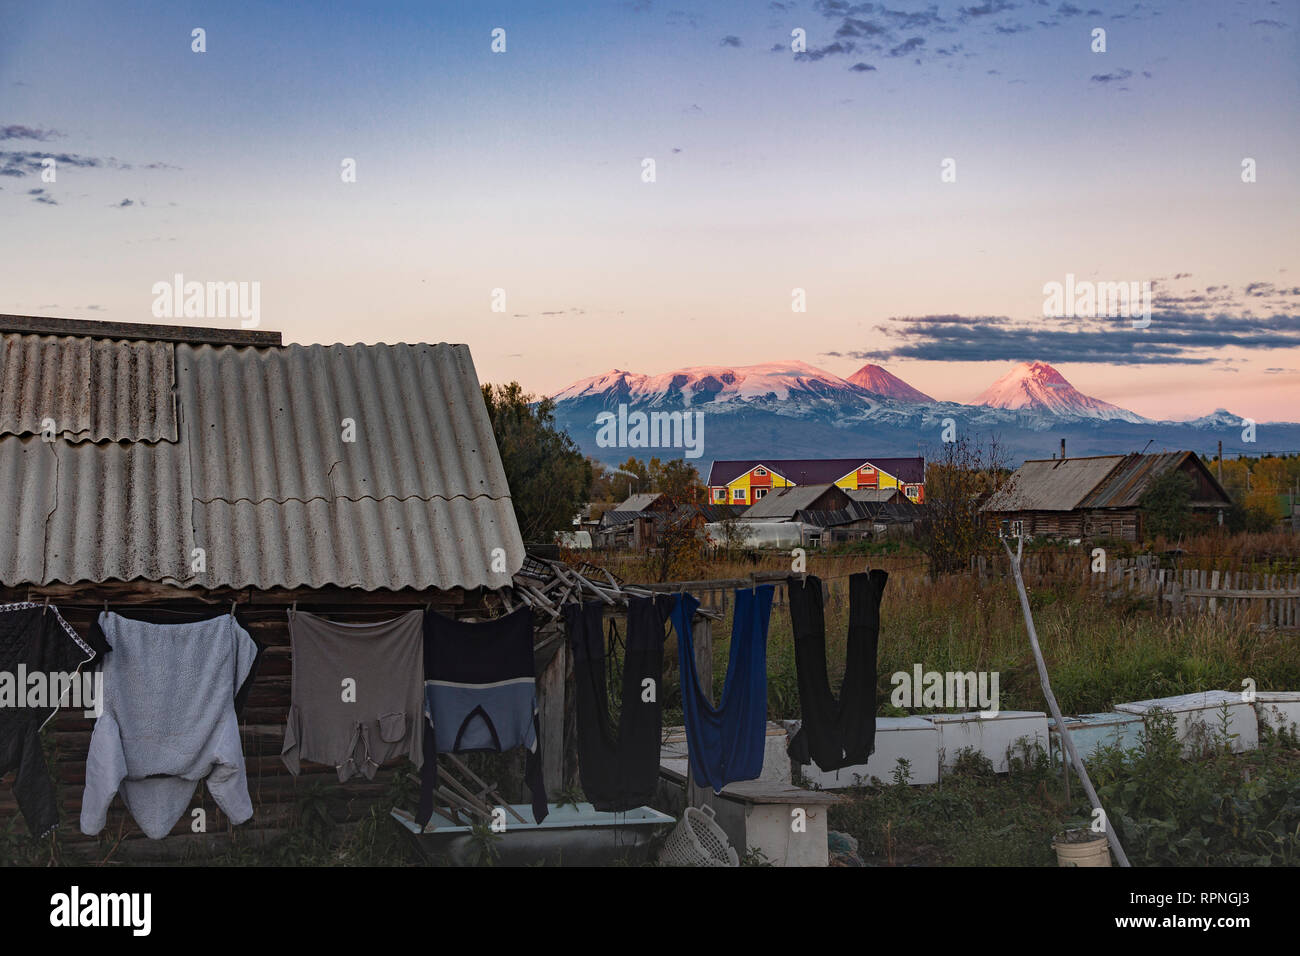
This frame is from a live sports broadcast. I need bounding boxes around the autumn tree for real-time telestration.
[917,432,1005,577]
[481,382,592,543]
[598,456,705,504]
[1138,469,1193,540]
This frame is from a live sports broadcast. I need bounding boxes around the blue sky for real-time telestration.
[1,0,1297,419]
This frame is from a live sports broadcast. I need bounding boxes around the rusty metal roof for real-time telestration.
[0,329,523,591]
[981,456,1124,512]
[0,334,176,442]
[740,483,852,519]
[615,493,669,512]
[1077,451,1220,509]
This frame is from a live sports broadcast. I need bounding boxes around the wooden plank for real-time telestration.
[19,581,466,607]
[0,313,282,347]
[717,780,843,806]
[1183,589,1300,599]
[537,638,566,800]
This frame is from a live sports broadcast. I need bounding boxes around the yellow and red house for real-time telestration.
[705,457,925,507]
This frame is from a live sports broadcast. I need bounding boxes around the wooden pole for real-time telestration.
[1002,536,1131,867]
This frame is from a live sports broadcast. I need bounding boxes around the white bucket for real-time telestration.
[1052,828,1112,867]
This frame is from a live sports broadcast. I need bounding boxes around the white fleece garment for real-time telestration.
[81,612,258,839]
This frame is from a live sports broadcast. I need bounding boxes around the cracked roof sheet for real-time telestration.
[0,333,523,590]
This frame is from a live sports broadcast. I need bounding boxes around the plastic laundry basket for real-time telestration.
[658,805,739,867]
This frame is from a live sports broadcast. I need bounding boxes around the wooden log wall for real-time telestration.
[0,580,548,862]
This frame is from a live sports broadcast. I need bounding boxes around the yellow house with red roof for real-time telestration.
[705,457,925,507]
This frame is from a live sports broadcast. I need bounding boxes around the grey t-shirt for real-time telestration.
[282,609,424,782]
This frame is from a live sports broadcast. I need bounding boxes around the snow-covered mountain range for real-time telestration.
[549,359,1297,466]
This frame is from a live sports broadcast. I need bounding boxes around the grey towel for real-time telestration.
[81,613,258,839]
[282,610,424,782]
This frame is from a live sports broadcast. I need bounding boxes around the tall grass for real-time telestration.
[657,560,1300,722]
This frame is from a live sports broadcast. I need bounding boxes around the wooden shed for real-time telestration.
[739,483,853,521]
[0,316,529,859]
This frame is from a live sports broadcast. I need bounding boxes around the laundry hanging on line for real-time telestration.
[565,594,674,813]
[670,585,774,793]
[786,570,887,773]
[81,612,259,840]
[0,602,105,838]
[417,606,547,827]
[282,609,425,783]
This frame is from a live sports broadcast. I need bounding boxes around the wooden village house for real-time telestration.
[980,451,1232,542]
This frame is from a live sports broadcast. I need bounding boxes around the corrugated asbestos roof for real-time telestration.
[981,456,1124,512]
[0,334,176,442]
[0,332,523,591]
[0,434,196,584]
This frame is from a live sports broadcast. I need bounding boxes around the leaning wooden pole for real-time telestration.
[1002,536,1132,867]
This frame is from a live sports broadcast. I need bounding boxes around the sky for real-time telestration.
[1,0,1297,421]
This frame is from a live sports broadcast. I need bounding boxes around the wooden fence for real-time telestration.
[1095,565,1300,627]
[969,551,1300,627]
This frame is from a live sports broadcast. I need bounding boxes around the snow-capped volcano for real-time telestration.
[847,364,935,403]
[973,362,1147,422]
[551,360,869,406]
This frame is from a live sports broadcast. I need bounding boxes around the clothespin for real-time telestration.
[230,599,237,618]
[42,596,49,617]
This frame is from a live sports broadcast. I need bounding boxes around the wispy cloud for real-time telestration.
[0,125,63,142]
[849,286,1300,366]
[1090,68,1133,83]
[795,40,859,61]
